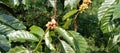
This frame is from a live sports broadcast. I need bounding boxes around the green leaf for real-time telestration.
[68,31,88,53]
[0,0,13,8]
[7,30,39,42]
[0,2,15,16]
[63,18,72,29]
[0,34,10,52]
[55,27,74,48]
[64,0,81,9]
[0,14,26,30]
[0,23,15,35]
[100,17,115,33]
[30,25,44,38]
[60,40,75,53]
[98,0,116,33]
[8,46,32,53]
[113,1,120,20]
[108,26,120,48]
[98,0,115,21]
[45,31,55,51]
[63,10,78,21]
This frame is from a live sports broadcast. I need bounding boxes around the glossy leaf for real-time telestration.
[0,34,10,52]
[68,31,88,53]
[55,27,74,48]
[45,31,55,51]
[60,40,75,53]
[0,23,15,35]
[63,10,78,21]
[0,14,26,30]
[7,30,39,42]
[30,25,44,38]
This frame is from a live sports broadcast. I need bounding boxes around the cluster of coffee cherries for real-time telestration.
[46,19,58,30]
[79,0,91,13]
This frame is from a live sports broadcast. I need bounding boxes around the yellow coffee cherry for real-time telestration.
[79,3,88,13]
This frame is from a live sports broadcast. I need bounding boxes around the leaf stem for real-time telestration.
[33,27,50,53]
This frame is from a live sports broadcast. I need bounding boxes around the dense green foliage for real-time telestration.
[0,0,120,53]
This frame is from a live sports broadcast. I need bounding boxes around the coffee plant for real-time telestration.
[0,0,120,53]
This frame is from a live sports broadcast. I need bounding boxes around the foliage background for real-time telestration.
[1,0,120,53]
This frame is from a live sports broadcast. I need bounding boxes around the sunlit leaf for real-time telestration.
[45,31,55,51]
[30,25,44,38]
[63,10,78,21]
[60,40,75,53]
[7,30,39,42]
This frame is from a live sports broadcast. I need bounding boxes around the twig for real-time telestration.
[52,0,57,19]
[74,12,79,31]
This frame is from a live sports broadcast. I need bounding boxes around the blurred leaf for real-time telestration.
[30,25,44,38]
[7,30,39,42]
[49,0,55,7]
[0,34,10,52]
[64,0,80,9]
[112,34,120,48]
[0,14,26,30]
[55,27,74,48]
[109,26,120,48]
[0,0,13,8]
[8,46,32,53]
[45,31,55,51]
[60,40,75,53]
[68,31,88,53]
[101,18,115,33]
[98,0,116,33]
[0,3,15,16]
[63,10,78,21]
[113,1,120,20]
[63,18,72,29]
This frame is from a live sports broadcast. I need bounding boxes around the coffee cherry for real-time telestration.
[83,0,91,5]
[46,18,58,31]
[79,3,88,13]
